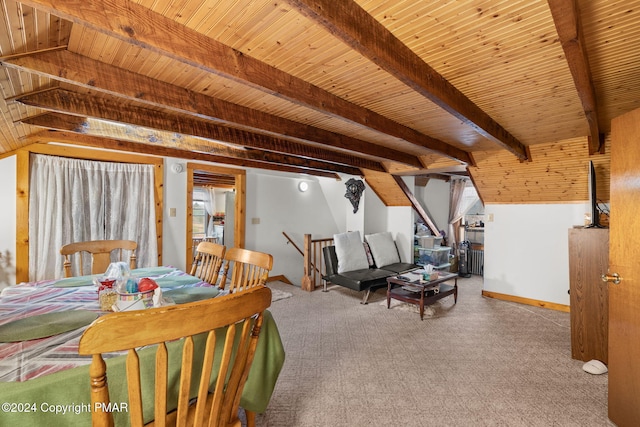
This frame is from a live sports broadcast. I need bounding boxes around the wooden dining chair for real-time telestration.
[60,239,138,277]
[190,241,226,285]
[78,285,272,427]
[218,248,273,293]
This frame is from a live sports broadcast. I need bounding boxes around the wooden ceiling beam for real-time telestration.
[287,0,529,161]
[0,48,423,168]
[547,0,603,154]
[392,175,440,236]
[15,88,377,173]
[19,0,472,164]
[417,173,453,182]
[22,129,342,179]
[20,114,361,175]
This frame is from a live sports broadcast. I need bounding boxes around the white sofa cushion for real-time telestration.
[365,231,400,268]
[333,231,369,273]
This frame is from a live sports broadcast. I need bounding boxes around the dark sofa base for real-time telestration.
[322,246,419,304]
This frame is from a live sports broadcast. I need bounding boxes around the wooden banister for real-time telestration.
[283,232,333,291]
[302,234,312,291]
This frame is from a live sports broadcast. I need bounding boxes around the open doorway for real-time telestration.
[186,163,246,269]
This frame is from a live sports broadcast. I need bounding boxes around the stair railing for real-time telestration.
[283,232,333,291]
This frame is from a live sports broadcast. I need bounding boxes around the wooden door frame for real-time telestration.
[186,163,246,269]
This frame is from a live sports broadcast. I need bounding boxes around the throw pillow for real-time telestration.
[333,231,369,273]
[365,231,400,268]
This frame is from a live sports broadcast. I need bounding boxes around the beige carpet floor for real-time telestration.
[261,277,612,426]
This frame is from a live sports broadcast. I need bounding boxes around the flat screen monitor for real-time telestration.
[585,160,604,228]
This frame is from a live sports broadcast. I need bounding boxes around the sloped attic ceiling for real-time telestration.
[0,0,637,203]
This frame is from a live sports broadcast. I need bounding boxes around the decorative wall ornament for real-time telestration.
[344,178,365,213]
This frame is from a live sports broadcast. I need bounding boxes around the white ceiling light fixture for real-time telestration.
[298,181,309,192]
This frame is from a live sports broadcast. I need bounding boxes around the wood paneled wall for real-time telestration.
[469,136,611,204]
[362,169,411,207]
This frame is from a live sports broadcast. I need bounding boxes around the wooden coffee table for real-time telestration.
[386,272,458,320]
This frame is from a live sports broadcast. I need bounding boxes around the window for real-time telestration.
[192,188,207,238]
[29,154,158,280]
[460,181,480,216]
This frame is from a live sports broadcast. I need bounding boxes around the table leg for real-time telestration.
[454,278,458,303]
[387,281,391,309]
[419,289,425,321]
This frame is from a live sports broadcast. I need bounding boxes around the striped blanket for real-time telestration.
[0,267,208,382]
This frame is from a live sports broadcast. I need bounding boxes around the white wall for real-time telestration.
[386,206,414,264]
[162,158,188,271]
[364,176,413,264]
[363,181,386,235]
[0,156,16,288]
[214,189,226,213]
[243,171,342,285]
[415,178,450,233]
[483,203,588,306]
[318,176,349,232]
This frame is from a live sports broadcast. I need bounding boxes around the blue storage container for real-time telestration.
[417,246,451,267]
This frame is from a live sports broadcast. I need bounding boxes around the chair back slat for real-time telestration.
[126,350,144,427]
[60,239,138,277]
[210,324,236,421]
[155,343,169,427]
[219,248,273,293]
[78,286,271,427]
[176,336,194,427]
[193,330,218,425]
[223,316,261,420]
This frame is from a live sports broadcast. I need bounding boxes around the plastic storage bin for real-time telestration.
[417,236,443,248]
[417,246,451,267]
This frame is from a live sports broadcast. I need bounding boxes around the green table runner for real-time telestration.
[130,267,176,277]
[154,274,201,288]
[53,275,96,288]
[163,287,220,304]
[53,267,199,288]
[0,311,99,342]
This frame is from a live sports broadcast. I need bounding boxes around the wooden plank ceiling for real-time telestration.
[0,0,638,204]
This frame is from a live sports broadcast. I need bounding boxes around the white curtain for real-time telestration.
[29,154,158,281]
[200,186,217,237]
[448,179,478,250]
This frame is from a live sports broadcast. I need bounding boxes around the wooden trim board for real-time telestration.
[482,290,570,313]
[267,275,294,286]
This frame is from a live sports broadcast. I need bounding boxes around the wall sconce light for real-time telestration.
[298,181,309,192]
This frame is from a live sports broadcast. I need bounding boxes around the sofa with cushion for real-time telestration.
[322,231,419,304]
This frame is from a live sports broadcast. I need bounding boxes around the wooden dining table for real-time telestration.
[0,266,285,426]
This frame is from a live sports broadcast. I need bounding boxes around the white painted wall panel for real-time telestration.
[483,203,588,305]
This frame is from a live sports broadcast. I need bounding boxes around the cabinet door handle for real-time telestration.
[601,273,622,284]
